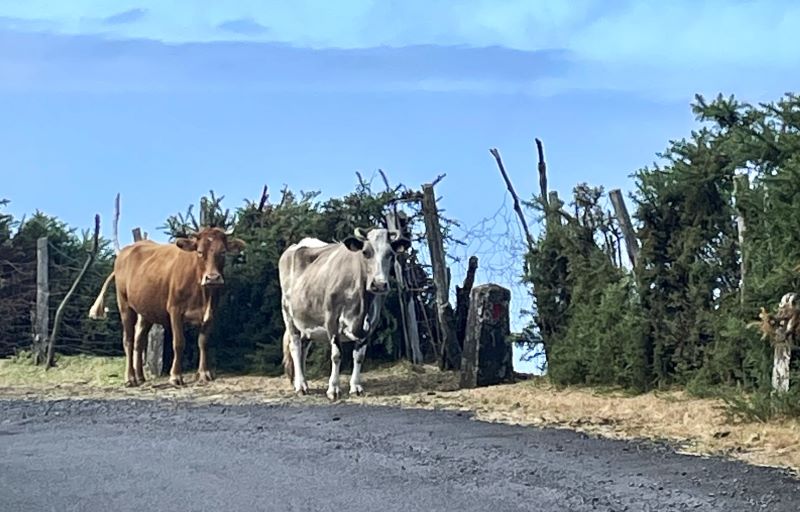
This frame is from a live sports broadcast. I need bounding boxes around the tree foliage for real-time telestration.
[0,202,118,358]
[525,92,800,399]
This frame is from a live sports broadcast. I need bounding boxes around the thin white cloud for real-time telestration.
[0,0,797,100]
[2,1,796,68]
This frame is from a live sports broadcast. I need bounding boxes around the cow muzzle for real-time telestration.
[369,281,389,294]
[201,273,224,287]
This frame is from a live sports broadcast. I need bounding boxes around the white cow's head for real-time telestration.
[343,227,411,294]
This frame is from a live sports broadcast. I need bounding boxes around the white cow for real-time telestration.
[278,227,411,400]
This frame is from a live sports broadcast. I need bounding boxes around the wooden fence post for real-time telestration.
[386,211,422,364]
[131,228,142,242]
[113,193,121,255]
[146,324,165,377]
[772,292,797,393]
[460,283,514,388]
[609,189,639,269]
[773,343,791,393]
[733,174,749,307]
[421,183,461,370]
[455,256,478,346]
[32,237,49,364]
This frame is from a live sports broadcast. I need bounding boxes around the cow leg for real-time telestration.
[168,313,186,387]
[133,317,152,385]
[349,341,368,396]
[196,320,214,383]
[288,332,308,395]
[327,339,342,401]
[119,308,137,388]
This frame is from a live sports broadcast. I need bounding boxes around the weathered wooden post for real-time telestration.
[752,293,797,393]
[547,191,563,226]
[145,324,165,377]
[421,183,461,370]
[131,228,143,242]
[459,284,514,388]
[455,256,478,347]
[773,293,797,393]
[773,342,791,393]
[385,210,422,364]
[733,174,749,307]
[609,189,639,269]
[32,237,49,364]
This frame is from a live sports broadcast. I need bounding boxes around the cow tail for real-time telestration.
[88,272,115,320]
[282,329,294,383]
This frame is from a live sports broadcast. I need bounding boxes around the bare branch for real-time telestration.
[535,138,548,207]
[257,185,269,212]
[489,148,535,251]
[378,169,391,191]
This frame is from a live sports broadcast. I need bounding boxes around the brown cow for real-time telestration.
[88,227,245,387]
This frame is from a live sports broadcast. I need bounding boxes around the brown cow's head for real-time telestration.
[175,227,246,287]
[343,227,411,294]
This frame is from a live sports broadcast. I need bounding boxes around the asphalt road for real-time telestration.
[1,398,798,512]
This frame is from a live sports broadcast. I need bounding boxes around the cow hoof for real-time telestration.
[326,387,341,401]
[350,385,364,397]
[134,375,146,385]
[294,381,308,396]
[196,371,214,384]
[124,379,137,388]
[169,376,185,387]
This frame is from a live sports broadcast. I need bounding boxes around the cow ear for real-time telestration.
[228,238,246,254]
[354,227,368,240]
[176,238,197,252]
[391,237,411,254]
[343,236,364,252]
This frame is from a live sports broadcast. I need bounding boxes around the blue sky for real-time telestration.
[2,1,798,343]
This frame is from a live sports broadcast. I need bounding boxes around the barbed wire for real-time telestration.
[413,192,536,333]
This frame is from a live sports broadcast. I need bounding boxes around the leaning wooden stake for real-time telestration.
[489,148,535,251]
[609,189,639,269]
[421,183,461,370]
[45,215,101,368]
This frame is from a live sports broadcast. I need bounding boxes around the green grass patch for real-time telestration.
[0,351,126,388]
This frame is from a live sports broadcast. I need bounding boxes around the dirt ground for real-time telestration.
[1,356,798,475]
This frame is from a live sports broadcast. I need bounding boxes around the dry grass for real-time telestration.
[1,356,798,474]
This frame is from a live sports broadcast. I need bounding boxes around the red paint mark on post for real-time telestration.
[492,303,502,320]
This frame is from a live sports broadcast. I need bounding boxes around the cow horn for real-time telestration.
[354,227,368,240]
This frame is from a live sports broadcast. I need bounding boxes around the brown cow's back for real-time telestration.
[114,240,204,326]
